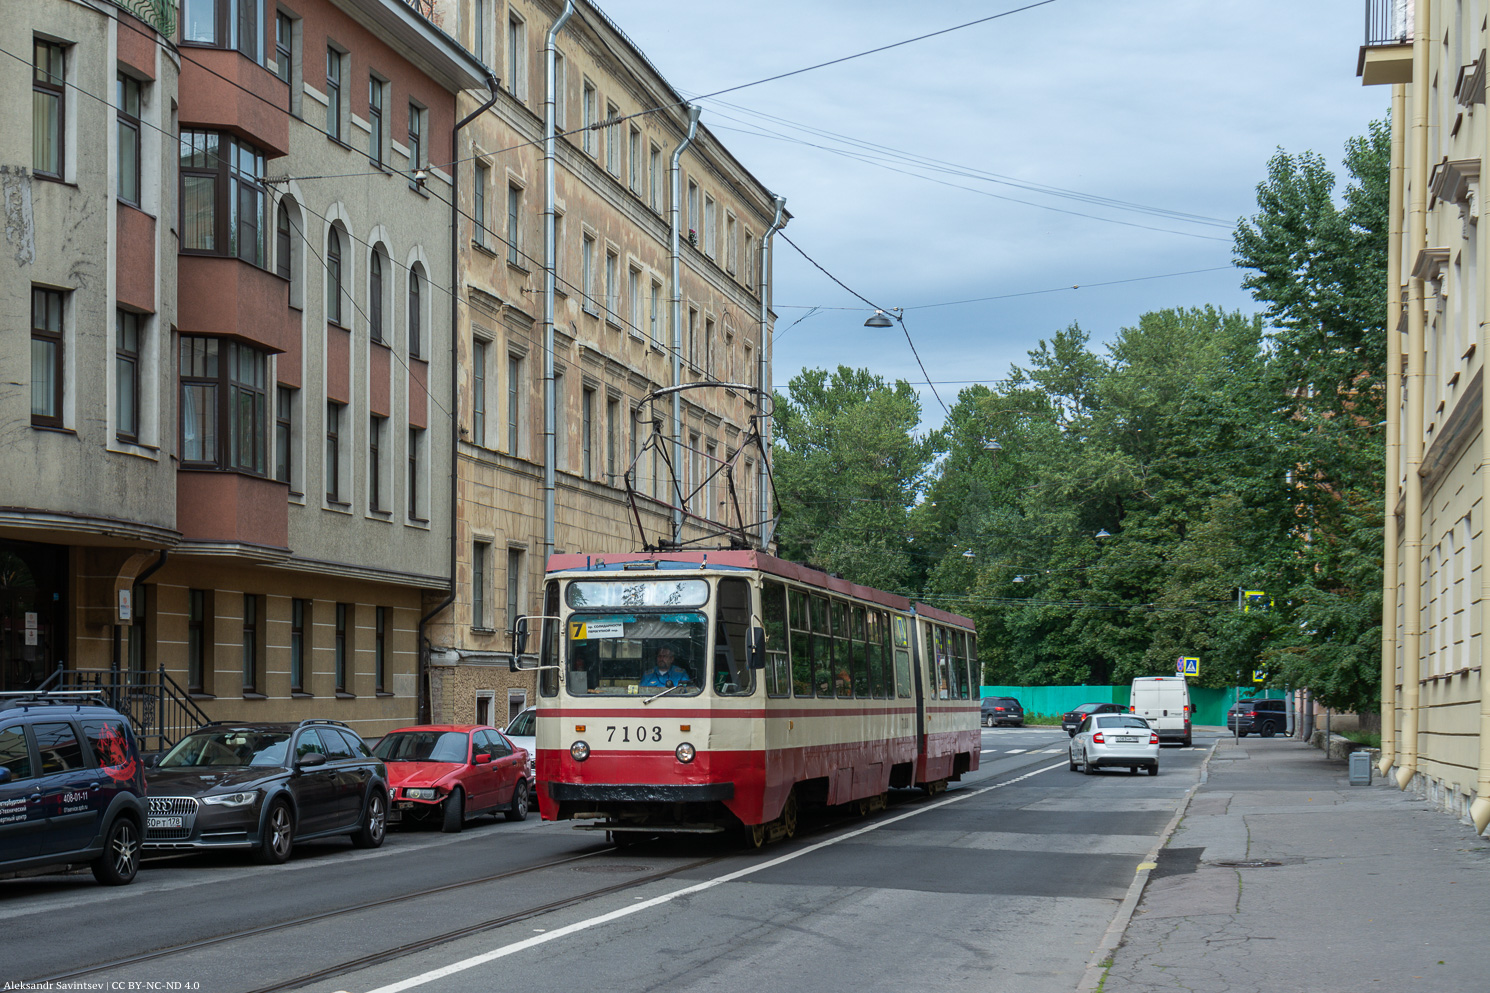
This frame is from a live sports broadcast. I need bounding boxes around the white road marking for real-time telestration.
[359,761,1069,993]
[1005,749,1027,754]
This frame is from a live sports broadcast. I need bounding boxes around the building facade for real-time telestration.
[1360,0,1490,835]
[418,0,786,727]
[4,0,486,741]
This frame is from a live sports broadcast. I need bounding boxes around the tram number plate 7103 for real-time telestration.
[606,725,663,743]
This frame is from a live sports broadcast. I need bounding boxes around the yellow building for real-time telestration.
[1360,0,1490,835]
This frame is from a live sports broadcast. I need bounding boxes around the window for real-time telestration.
[325,47,342,141]
[687,181,698,241]
[649,144,661,210]
[705,317,714,376]
[326,225,344,324]
[629,127,641,193]
[688,308,698,368]
[275,386,294,485]
[726,214,737,274]
[474,162,489,247]
[745,231,755,287]
[473,541,489,629]
[605,103,619,174]
[275,196,303,308]
[581,387,594,478]
[472,339,488,446]
[183,0,263,60]
[325,400,343,501]
[334,602,349,693]
[179,336,269,473]
[506,548,523,632]
[649,281,661,347]
[704,195,716,259]
[604,250,617,323]
[180,130,268,266]
[369,414,385,510]
[408,426,424,518]
[241,593,260,693]
[472,0,486,62]
[375,607,387,693]
[606,397,617,483]
[33,40,65,178]
[407,103,424,184]
[688,432,700,513]
[369,250,384,342]
[762,581,788,697]
[408,266,423,358]
[117,74,142,206]
[116,310,140,442]
[188,589,209,693]
[274,12,292,82]
[507,184,521,265]
[290,598,307,692]
[581,79,596,155]
[507,354,521,454]
[581,234,596,313]
[553,51,566,128]
[368,76,384,167]
[275,202,292,280]
[553,212,565,283]
[553,370,566,468]
[705,442,716,520]
[628,267,640,337]
[507,13,526,101]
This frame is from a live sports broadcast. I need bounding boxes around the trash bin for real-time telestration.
[1348,749,1372,786]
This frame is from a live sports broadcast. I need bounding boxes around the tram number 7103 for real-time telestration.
[606,725,663,743]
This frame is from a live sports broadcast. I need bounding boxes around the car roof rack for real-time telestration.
[298,719,353,729]
[0,690,113,711]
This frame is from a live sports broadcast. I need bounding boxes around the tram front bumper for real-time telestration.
[546,782,734,803]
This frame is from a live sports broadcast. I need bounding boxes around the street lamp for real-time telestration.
[863,310,895,328]
[962,549,975,559]
[1095,529,1112,539]
[984,440,1002,453]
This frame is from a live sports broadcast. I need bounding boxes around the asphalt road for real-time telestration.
[1,727,1218,993]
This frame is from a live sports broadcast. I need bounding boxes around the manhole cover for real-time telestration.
[1208,859,1282,868]
[574,864,647,873]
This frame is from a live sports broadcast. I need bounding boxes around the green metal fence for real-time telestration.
[981,684,1286,727]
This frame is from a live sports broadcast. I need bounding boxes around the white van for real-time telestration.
[1129,677,1192,746]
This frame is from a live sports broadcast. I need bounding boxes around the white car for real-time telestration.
[504,707,536,783]
[1068,714,1160,776]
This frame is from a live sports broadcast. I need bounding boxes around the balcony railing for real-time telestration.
[1365,0,1413,47]
[37,663,211,756]
[110,0,175,38]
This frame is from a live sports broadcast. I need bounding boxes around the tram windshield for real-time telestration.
[565,610,708,696]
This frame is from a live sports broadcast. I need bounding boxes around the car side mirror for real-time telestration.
[473,753,492,765]
[0,766,11,785]
[748,626,765,670]
[511,617,529,668]
[295,752,327,770]
[144,753,161,768]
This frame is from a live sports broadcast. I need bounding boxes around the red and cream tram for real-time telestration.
[512,549,981,845]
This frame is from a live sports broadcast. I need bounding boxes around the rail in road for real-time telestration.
[6,728,1216,993]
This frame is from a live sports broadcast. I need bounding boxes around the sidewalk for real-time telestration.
[1101,735,1490,993]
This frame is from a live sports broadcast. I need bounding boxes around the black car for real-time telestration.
[1062,702,1125,737]
[145,720,388,864]
[0,691,147,885]
[980,697,1024,727]
[1227,699,1289,738]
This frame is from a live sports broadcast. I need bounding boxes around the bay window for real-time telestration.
[179,335,269,474]
[182,0,264,62]
[180,130,268,267]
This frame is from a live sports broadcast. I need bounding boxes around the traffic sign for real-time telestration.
[1175,656,1199,677]
[1252,667,1267,684]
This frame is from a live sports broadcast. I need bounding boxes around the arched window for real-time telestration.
[370,251,384,343]
[409,265,423,359]
[275,197,305,309]
[276,204,291,280]
[327,226,343,325]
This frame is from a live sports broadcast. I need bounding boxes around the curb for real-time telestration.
[1075,740,1219,992]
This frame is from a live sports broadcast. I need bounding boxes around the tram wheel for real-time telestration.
[743,822,767,849]
[780,791,799,840]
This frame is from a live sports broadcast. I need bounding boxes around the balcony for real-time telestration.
[177,471,289,552]
[178,255,294,355]
[1359,0,1413,85]
[178,48,289,156]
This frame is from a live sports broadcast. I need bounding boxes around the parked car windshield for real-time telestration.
[506,710,535,737]
[160,731,291,768]
[373,731,470,763]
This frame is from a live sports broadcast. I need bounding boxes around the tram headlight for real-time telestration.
[570,740,590,762]
[675,742,696,764]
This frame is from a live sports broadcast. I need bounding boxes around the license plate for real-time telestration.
[395,801,414,809]
[148,816,183,829]
[1115,736,1138,743]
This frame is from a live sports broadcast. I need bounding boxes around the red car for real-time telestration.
[373,725,530,832]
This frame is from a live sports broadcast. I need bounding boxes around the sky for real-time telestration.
[593,0,1389,432]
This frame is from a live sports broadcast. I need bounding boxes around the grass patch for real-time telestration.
[1024,712,1064,726]
[1340,730,1381,749]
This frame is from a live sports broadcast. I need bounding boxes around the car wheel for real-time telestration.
[1146,764,1159,776]
[1068,748,1078,771]
[1066,729,1076,738]
[255,800,294,864]
[1259,722,1276,738]
[505,779,529,822]
[1237,730,1249,738]
[353,790,387,849]
[1083,749,1097,775]
[91,816,140,885]
[1182,734,1193,747]
[441,787,465,833]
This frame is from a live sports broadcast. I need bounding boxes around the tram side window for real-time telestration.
[832,600,852,698]
[811,594,833,697]
[851,605,869,697]
[968,632,980,692]
[790,588,812,697]
[539,581,560,696]
[865,610,881,698]
[713,577,755,696]
[935,625,951,700]
[952,630,969,699]
[893,615,912,699]
[762,581,789,697]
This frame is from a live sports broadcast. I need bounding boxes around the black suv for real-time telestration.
[1227,699,1289,737]
[980,697,1024,727]
[145,720,388,864]
[0,692,147,885]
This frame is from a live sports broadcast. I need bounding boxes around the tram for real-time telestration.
[512,549,980,845]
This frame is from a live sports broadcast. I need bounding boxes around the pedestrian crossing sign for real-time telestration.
[1176,656,1199,676]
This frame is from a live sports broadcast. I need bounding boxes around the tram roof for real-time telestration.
[547,551,974,628]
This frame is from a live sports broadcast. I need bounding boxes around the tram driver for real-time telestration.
[640,647,692,688]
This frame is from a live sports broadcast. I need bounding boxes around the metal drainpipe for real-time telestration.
[1379,82,1405,777]
[418,69,501,724]
[1397,0,1429,791]
[669,105,701,545]
[544,1,575,561]
[1474,84,1490,837]
[757,195,786,548]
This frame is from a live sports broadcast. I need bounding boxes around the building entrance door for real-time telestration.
[0,543,67,693]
